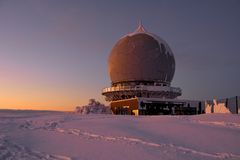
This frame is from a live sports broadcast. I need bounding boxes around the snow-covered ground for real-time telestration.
[0,110,240,160]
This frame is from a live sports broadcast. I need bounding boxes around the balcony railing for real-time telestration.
[102,85,182,94]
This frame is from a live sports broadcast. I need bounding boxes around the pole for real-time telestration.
[236,96,238,114]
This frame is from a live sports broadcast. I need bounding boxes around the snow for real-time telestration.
[75,99,111,114]
[213,99,231,113]
[205,99,231,113]
[120,23,174,57]
[0,110,240,160]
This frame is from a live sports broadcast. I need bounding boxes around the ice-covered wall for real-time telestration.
[204,97,239,114]
[213,99,230,113]
[205,99,231,113]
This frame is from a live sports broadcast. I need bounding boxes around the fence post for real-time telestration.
[236,96,238,114]
[225,98,228,112]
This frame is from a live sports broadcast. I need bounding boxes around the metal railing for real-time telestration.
[102,85,181,94]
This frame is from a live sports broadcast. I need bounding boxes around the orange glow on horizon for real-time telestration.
[0,78,103,111]
[0,105,74,111]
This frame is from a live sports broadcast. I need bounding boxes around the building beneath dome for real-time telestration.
[102,23,202,115]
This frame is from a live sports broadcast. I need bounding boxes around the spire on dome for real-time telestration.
[135,20,146,33]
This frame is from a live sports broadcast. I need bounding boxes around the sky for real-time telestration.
[0,0,239,111]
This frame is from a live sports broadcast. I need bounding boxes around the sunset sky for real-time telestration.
[0,0,239,111]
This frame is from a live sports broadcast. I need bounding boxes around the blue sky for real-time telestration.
[0,0,239,110]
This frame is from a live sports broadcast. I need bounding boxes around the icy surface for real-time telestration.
[0,110,240,160]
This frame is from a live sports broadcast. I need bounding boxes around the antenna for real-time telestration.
[139,20,142,27]
[135,20,146,33]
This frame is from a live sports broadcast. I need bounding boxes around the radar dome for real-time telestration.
[108,23,175,85]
